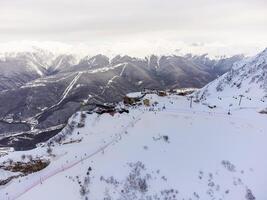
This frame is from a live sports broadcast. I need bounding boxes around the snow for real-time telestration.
[86,62,128,74]
[40,72,82,112]
[21,83,46,88]
[233,48,267,70]
[137,80,143,85]
[107,76,119,85]
[27,60,44,76]
[1,49,267,200]
[126,92,143,98]
[0,169,21,181]
[26,50,56,76]
[59,72,82,104]
[119,63,127,76]
[53,57,63,71]
[195,48,267,111]
[102,63,127,90]
[0,92,266,200]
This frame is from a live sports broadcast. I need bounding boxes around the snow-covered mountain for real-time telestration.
[195,48,267,111]
[0,49,78,90]
[0,91,266,200]
[0,49,243,150]
[0,48,266,199]
[0,49,243,91]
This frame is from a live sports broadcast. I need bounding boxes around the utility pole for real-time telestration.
[238,95,244,106]
[189,96,193,108]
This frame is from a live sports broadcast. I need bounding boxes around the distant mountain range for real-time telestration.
[0,49,244,149]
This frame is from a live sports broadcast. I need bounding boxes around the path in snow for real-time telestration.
[100,63,127,96]
[56,72,82,106]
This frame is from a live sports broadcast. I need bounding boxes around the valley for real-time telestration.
[0,50,242,150]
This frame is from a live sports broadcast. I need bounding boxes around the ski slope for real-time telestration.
[0,93,266,200]
[195,48,267,108]
[57,72,82,106]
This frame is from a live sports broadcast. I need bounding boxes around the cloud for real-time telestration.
[0,0,266,55]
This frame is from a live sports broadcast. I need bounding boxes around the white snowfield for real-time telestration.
[0,92,266,200]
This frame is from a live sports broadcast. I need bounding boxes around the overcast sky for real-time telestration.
[0,0,267,56]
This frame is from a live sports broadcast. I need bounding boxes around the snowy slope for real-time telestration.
[0,92,266,200]
[195,48,267,111]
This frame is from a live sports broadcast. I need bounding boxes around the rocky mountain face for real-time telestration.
[0,49,243,150]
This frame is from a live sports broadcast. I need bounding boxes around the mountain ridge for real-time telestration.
[194,48,267,111]
[0,48,249,150]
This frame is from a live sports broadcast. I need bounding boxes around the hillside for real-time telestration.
[195,48,267,111]
[0,90,266,200]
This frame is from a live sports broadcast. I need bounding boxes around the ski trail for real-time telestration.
[57,72,82,105]
[7,113,143,200]
[119,63,127,76]
[53,57,63,71]
[28,53,45,76]
[100,63,126,96]
[30,72,82,125]
[100,75,119,95]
